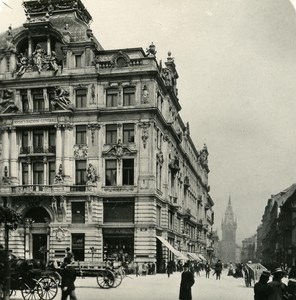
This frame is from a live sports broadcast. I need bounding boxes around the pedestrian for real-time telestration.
[205,262,211,279]
[142,262,147,276]
[135,262,139,277]
[214,259,223,280]
[179,262,195,300]
[287,279,296,300]
[228,261,234,276]
[65,247,74,261]
[60,257,77,300]
[167,261,173,278]
[254,270,270,300]
[267,267,287,300]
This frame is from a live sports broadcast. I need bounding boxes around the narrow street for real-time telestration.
[10,271,256,300]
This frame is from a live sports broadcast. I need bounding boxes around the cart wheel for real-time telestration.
[51,272,61,286]
[21,281,43,300]
[38,276,58,300]
[112,271,123,288]
[96,270,114,289]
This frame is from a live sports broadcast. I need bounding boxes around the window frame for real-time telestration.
[123,123,134,143]
[122,159,134,186]
[105,159,117,186]
[76,125,87,145]
[75,160,87,185]
[76,89,87,108]
[123,87,135,106]
[106,88,118,107]
[105,124,117,144]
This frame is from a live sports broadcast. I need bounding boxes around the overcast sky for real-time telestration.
[1,0,296,244]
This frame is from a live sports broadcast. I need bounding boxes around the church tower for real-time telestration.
[219,197,237,263]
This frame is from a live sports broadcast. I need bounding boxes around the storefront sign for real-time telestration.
[13,118,57,126]
[104,228,134,235]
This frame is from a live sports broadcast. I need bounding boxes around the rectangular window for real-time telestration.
[123,87,135,106]
[76,89,87,108]
[48,162,55,185]
[21,91,29,112]
[106,89,118,107]
[75,55,82,68]
[106,124,117,144]
[33,130,44,153]
[72,233,85,261]
[22,163,28,185]
[156,206,161,226]
[105,160,117,186]
[76,125,87,145]
[71,202,85,224]
[168,211,174,230]
[122,159,134,185]
[75,160,86,185]
[123,123,134,143]
[33,162,44,185]
[22,130,29,148]
[48,129,56,153]
[32,89,44,112]
[103,199,134,222]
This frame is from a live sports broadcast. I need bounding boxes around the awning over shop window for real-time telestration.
[156,236,187,260]
[187,252,201,261]
[198,254,207,262]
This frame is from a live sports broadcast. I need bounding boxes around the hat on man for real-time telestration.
[272,267,286,275]
[261,270,271,277]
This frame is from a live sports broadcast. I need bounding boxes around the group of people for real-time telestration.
[134,261,156,276]
[254,267,296,300]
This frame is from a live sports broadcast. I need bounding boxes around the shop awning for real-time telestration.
[156,236,187,260]
[198,254,207,262]
[187,252,201,261]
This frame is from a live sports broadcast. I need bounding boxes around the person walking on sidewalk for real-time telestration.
[254,270,270,300]
[179,262,195,300]
[61,257,77,300]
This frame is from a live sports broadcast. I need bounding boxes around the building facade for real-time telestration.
[0,0,214,271]
[241,234,257,263]
[219,198,237,263]
[256,184,296,270]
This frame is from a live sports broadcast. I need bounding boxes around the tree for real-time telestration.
[0,206,22,300]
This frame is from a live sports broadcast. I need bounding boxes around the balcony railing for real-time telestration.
[5,184,96,194]
[20,146,56,155]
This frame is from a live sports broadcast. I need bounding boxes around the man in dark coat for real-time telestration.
[267,267,287,300]
[179,262,195,300]
[214,260,223,280]
[254,270,270,300]
[61,257,77,300]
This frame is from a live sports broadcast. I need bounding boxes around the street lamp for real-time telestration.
[23,218,34,259]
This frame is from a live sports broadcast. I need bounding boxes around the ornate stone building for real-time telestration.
[219,197,238,263]
[0,0,214,271]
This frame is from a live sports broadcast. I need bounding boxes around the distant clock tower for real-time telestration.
[219,197,237,263]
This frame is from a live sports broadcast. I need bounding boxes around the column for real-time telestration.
[10,127,18,183]
[27,158,32,185]
[2,127,10,171]
[28,36,33,57]
[64,124,74,179]
[43,157,47,185]
[55,124,62,173]
[47,35,51,55]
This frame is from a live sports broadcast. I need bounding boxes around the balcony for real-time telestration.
[169,196,180,210]
[1,184,96,194]
[20,146,56,155]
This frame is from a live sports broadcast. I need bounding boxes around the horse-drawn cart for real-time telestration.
[1,258,58,300]
[243,263,267,287]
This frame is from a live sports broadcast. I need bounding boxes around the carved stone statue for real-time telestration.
[141,85,149,104]
[54,164,64,184]
[86,163,97,184]
[52,86,72,110]
[16,54,29,77]
[146,42,157,57]
[33,44,45,73]
[0,89,18,113]
[48,51,59,74]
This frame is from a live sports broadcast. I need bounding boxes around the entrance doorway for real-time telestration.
[156,239,164,273]
[32,234,47,263]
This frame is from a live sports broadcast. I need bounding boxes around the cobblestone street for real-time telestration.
[10,271,256,300]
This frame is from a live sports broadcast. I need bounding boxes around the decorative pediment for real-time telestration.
[103,140,136,159]
[110,51,131,68]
